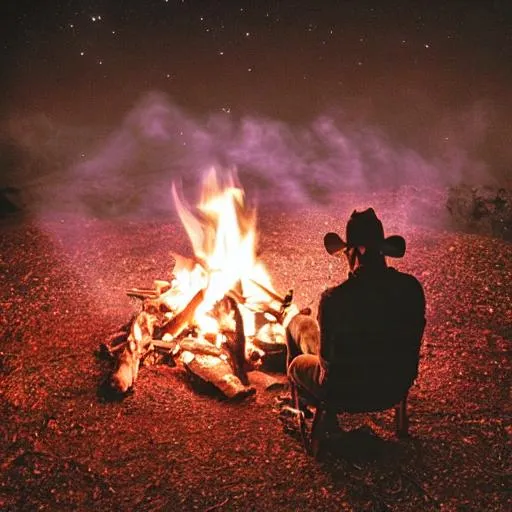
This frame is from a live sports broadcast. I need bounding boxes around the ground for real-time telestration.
[0,191,510,511]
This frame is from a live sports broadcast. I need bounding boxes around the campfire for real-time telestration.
[102,168,301,399]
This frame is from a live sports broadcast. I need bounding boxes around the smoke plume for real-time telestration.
[1,91,505,218]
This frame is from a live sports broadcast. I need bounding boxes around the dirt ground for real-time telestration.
[0,193,510,511]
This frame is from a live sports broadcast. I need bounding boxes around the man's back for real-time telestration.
[319,266,426,409]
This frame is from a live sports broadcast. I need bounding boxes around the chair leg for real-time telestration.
[290,382,308,450]
[394,398,409,438]
[309,407,325,458]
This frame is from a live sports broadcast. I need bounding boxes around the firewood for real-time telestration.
[126,288,159,300]
[109,310,161,392]
[253,323,287,352]
[248,370,287,391]
[179,338,224,358]
[184,353,255,400]
[142,298,173,315]
[105,330,129,347]
[223,295,249,385]
[100,341,126,356]
[110,340,141,393]
[132,310,159,342]
[255,303,285,322]
[106,336,176,361]
[247,281,297,323]
[226,288,246,305]
[129,287,158,294]
[249,278,285,304]
[153,279,172,295]
[160,288,205,338]
[147,339,178,352]
[245,343,265,365]
[126,280,173,300]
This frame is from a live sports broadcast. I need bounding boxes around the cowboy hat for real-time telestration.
[324,208,406,258]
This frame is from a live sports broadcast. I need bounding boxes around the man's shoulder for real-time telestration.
[387,267,424,293]
[320,279,353,303]
[386,268,426,311]
[320,268,424,301]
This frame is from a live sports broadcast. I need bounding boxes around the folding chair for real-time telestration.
[290,381,410,458]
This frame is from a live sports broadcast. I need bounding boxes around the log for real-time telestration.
[110,340,141,393]
[184,354,255,400]
[251,302,285,322]
[132,310,159,343]
[126,288,159,300]
[140,339,179,367]
[160,288,206,338]
[105,330,129,347]
[249,278,285,304]
[223,295,249,385]
[179,338,224,358]
[247,281,296,323]
[248,370,287,391]
[226,288,246,305]
[110,311,158,393]
[253,323,287,353]
[147,339,178,352]
[126,280,172,300]
[153,279,172,295]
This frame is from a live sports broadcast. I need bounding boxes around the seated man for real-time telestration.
[286,208,426,413]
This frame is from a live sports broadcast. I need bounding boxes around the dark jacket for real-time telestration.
[318,265,426,410]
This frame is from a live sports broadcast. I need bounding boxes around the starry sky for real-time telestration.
[3,1,510,116]
[1,0,511,211]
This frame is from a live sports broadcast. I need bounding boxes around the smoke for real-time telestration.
[1,91,505,218]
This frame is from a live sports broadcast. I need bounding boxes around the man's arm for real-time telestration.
[410,276,427,347]
[317,290,333,386]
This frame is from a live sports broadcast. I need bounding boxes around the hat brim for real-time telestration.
[324,232,347,257]
[324,232,406,258]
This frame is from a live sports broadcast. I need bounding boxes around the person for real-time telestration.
[286,208,426,413]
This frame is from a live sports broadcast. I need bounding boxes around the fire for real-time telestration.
[108,167,295,396]
[170,168,279,339]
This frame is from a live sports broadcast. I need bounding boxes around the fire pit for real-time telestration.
[101,168,299,399]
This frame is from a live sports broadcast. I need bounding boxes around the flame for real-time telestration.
[170,168,278,338]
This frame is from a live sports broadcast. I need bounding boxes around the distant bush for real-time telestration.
[0,187,23,217]
[446,184,511,241]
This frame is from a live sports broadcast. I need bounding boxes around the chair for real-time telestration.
[290,381,410,458]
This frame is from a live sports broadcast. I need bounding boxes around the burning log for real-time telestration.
[253,322,287,371]
[160,288,206,338]
[179,338,224,358]
[147,339,179,352]
[106,282,297,395]
[153,280,173,295]
[126,280,173,300]
[102,169,305,400]
[254,323,287,351]
[248,280,295,323]
[222,295,249,385]
[249,279,294,311]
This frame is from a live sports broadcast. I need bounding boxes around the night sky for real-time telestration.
[1,1,511,213]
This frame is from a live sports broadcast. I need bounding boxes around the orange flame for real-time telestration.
[170,168,278,338]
